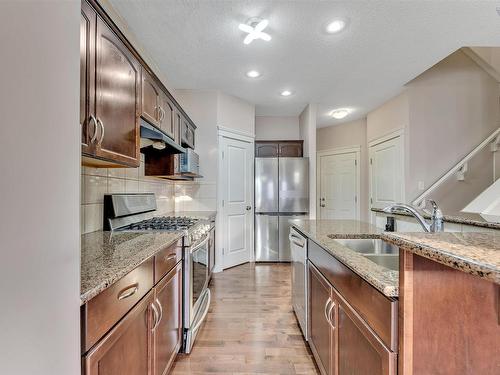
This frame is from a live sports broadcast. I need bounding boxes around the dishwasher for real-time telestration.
[289,226,308,340]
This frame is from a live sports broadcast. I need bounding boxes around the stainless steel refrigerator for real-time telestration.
[255,157,309,261]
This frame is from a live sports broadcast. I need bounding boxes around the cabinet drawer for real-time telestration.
[308,239,398,351]
[154,238,183,284]
[82,258,154,352]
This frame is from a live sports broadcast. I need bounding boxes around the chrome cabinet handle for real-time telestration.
[89,115,98,144]
[289,234,305,247]
[151,301,160,331]
[328,300,336,330]
[155,298,163,326]
[160,107,165,122]
[117,284,139,300]
[164,253,177,263]
[96,117,104,145]
[324,298,332,324]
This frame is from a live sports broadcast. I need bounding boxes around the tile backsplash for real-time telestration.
[81,153,175,234]
[81,154,217,234]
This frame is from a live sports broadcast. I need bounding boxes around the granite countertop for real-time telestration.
[80,211,217,305]
[382,232,500,285]
[292,219,399,298]
[372,207,500,230]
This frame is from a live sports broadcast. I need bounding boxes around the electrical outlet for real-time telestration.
[418,181,425,190]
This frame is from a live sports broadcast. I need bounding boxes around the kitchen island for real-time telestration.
[292,219,500,375]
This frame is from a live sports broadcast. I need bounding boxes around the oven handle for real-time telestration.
[190,234,209,254]
[191,288,211,334]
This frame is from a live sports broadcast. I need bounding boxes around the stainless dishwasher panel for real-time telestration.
[279,214,308,261]
[290,226,308,340]
[278,157,309,213]
[255,158,279,213]
[255,214,279,261]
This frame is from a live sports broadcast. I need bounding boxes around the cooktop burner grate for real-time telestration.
[118,216,199,231]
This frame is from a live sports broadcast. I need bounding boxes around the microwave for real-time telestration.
[179,149,201,177]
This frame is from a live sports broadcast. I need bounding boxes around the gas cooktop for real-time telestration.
[117,216,199,231]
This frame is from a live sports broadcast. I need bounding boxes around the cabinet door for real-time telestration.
[80,0,96,155]
[309,263,334,375]
[153,262,182,375]
[337,297,396,375]
[159,93,175,139]
[84,291,154,375]
[279,141,303,157]
[142,69,160,126]
[255,142,279,157]
[94,15,140,167]
[173,110,182,145]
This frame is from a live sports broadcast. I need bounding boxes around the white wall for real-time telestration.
[299,104,317,219]
[317,119,370,220]
[217,92,255,136]
[255,116,300,140]
[0,2,80,374]
[366,92,409,143]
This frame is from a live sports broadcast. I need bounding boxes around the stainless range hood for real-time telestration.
[140,119,185,154]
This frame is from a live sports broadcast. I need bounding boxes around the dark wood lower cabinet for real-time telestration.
[153,262,182,375]
[308,261,397,375]
[309,263,334,375]
[84,290,154,375]
[337,294,397,375]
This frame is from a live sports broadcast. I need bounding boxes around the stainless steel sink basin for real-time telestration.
[363,254,399,271]
[333,238,398,255]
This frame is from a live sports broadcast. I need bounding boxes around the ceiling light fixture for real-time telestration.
[246,70,261,78]
[280,90,292,97]
[330,108,350,119]
[326,19,347,34]
[238,18,271,45]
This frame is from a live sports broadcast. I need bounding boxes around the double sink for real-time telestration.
[333,238,399,271]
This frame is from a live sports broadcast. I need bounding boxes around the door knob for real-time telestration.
[246,206,252,211]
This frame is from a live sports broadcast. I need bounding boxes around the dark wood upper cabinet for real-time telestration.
[80,1,96,155]
[255,141,303,157]
[93,15,140,167]
[279,141,303,157]
[309,263,334,375]
[153,262,182,375]
[81,1,140,168]
[255,142,279,157]
[159,93,175,140]
[84,290,154,375]
[141,68,161,127]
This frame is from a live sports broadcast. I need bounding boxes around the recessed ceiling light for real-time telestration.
[246,70,261,78]
[238,18,271,45]
[280,90,292,97]
[330,108,350,119]
[326,19,347,34]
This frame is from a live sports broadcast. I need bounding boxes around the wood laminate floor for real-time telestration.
[171,262,319,375]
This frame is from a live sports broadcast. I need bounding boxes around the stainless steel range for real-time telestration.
[103,193,213,354]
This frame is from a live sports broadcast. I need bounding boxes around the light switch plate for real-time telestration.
[418,181,425,190]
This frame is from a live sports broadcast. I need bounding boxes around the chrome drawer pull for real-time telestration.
[117,284,139,300]
[164,253,177,263]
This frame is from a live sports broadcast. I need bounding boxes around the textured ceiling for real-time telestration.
[108,0,500,127]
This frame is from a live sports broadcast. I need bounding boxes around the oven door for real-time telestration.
[183,234,211,353]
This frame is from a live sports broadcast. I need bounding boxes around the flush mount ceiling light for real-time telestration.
[238,18,271,45]
[330,108,350,119]
[326,19,347,34]
[280,90,292,97]
[246,70,261,78]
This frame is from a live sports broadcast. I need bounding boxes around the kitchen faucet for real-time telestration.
[383,200,444,232]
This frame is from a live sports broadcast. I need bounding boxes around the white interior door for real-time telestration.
[220,135,253,269]
[369,136,404,210]
[318,152,358,219]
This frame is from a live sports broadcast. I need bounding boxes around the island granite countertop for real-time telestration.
[81,211,216,305]
[381,231,500,285]
[292,219,399,298]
